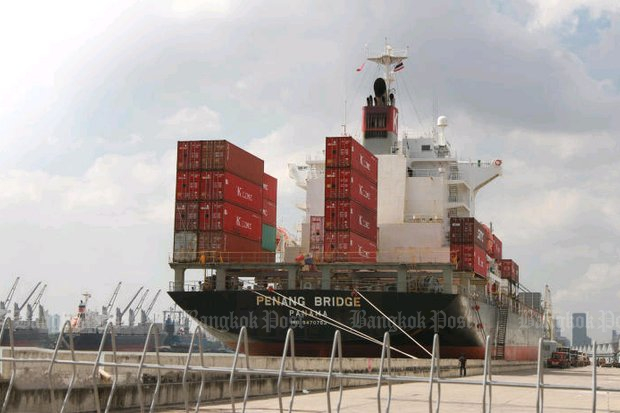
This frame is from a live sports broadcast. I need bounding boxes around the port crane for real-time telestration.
[1,277,20,317]
[13,282,41,321]
[116,286,143,326]
[26,283,47,322]
[140,289,161,324]
[103,282,122,316]
[129,289,149,326]
[543,284,554,341]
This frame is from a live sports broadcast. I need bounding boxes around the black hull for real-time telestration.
[168,290,540,359]
[1,326,49,348]
[65,332,167,352]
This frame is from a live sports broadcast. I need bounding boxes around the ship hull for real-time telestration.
[65,330,168,352]
[168,290,542,360]
[1,326,49,348]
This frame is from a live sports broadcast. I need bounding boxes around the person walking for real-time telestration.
[458,354,467,377]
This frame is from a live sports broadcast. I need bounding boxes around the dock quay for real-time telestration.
[2,320,618,412]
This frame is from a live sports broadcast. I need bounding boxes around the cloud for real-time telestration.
[161,106,221,138]
[524,0,620,30]
[0,151,176,227]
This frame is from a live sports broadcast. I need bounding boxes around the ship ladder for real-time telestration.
[495,305,509,360]
[472,300,487,343]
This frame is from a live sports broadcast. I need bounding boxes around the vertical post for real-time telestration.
[216,268,227,291]
[174,267,186,291]
[287,267,297,290]
[396,265,407,292]
[442,266,453,293]
[592,341,597,412]
[321,267,331,290]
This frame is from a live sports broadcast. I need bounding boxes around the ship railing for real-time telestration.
[409,168,441,178]
[170,250,278,265]
[1,317,617,413]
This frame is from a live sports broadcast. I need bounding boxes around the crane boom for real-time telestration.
[116,286,143,325]
[134,289,149,312]
[144,290,161,318]
[105,282,122,316]
[17,282,41,312]
[3,277,20,308]
[31,284,47,312]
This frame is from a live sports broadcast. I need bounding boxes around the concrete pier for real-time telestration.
[163,367,620,412]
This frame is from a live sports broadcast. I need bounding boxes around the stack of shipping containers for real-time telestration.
[499,259,519,284]
[323,137,378,262]
[261,173,278,260]
[449,217,490,277]
[174,140,277,263]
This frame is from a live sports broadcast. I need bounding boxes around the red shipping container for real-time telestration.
[263,173,278,202]
[324,199,377,241]
[473,245,489,278]
[499,259,519,283]
[324,168,377,211]
[481,224,493,256]
[188,141,203,170]
[262,198,277,226]
[174,202,199,231]
[198,202,261,241]
[450,244,487,277]
[325,136,378,183]
[199,171,262,212]
[176,171,201,200]
[324,230,376,263]
[450,217,486,249]
[176,171,188,200]
[177,142,190,170]
[200,140,264,186]
[198,231,262,263]
[491,234,503,260]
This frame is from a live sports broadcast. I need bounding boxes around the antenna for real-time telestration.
[342,99,347,135]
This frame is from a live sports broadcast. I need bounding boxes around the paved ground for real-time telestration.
[162,366,620,412]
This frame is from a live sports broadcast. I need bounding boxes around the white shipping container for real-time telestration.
[173,231,198,263]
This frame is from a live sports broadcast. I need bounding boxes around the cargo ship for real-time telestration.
[168,44,544,360]
[66,283,166,351]
[1,278,50,348]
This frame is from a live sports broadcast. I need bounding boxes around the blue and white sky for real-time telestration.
[1,0,619,342]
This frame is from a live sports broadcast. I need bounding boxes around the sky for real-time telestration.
[0,0,619,342]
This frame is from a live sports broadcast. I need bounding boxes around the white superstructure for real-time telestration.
[287,44,502,265]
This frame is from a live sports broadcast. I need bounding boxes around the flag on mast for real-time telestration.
[356,62,365,72]
[393,62,404,72]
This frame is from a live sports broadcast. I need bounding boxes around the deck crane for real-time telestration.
[129,289,149,326]
[141,289,161,324]
[26,284,47,322]
[116,286,143,326]
[13,282,41,321]
[1,277,20,316]
[103,282,122,317]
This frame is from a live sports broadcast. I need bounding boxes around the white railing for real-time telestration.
[0,316,617,413]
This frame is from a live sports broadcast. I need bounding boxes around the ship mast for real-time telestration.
[366,43,407,97]
[362,44,408,155]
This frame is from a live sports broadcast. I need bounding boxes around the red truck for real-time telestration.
[547,352,570,368]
